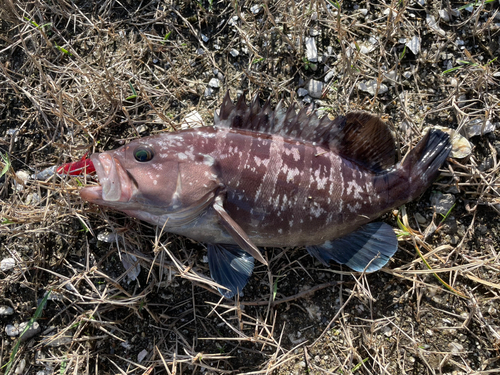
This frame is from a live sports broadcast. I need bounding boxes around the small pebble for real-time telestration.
[324,70,335,82]
[1,258,16,271]
[415,212,426,225]
[0,305,14,315]
[229,48,239,57]
[208,78,221,88]
[430,192,455,215]
[305,79,323,98]
[297,88,309,97]
[204,87,214,97]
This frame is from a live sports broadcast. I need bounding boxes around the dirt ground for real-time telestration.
[1,0,500,374]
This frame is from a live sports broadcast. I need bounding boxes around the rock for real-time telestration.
[229,48,239,57]
[305,79,323,98]
[201,34,209,42]
[1,257,16,271]
[430,192,456,216]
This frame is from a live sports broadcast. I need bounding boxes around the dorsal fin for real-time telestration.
[330,112,397,172]
[215,92,396,172]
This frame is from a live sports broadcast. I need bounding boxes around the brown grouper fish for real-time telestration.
[80,93,452,298]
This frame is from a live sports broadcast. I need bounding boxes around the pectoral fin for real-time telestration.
[207,244,254,298]
[306,222,398,272]
[213,195,268,266]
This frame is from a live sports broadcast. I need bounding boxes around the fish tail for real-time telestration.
[375,129,452,204]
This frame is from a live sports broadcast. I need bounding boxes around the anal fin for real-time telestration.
[306,222,398,272]
[207,244,255,298]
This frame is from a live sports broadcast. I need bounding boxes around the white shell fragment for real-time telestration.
[250,5,262,14]
[208,78,221,88]
[137,349,148,363]
[324,70,335,82]
[305,37,318,62]
[358,80,388,96]
[121,253,141,283]
[97,231,120,243]
[297,88,309,97]
[439,8,459,22]
[181,110,205,129]
[465,119,496,138]
[0,305,14,315]
[1,258,16,271]
[429,126,472,159]
[406,36,421,55]
[426,15,446,37]
[5,321,41,341]
[229,48,239,57]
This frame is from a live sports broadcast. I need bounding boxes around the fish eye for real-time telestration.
[134,146,154,162]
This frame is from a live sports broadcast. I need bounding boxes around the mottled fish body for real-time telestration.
[81,93,452,297]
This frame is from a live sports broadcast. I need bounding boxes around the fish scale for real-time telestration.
[80,92,452,298]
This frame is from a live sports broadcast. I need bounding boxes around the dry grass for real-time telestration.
[1,0,500,374]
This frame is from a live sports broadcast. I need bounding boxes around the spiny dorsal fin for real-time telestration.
[215,92,397,172]
[330,112,396,173]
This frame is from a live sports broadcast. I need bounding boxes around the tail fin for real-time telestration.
[375,129,452,205]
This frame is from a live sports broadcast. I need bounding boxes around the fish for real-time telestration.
[80,92,452,298]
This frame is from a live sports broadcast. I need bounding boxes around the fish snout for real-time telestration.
[80,153,135,203]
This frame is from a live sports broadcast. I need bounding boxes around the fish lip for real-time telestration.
[80,153,134,203]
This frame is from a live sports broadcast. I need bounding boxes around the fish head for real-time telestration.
[80,135,221,222]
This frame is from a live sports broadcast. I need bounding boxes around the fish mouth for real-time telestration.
[80,153,135,204]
